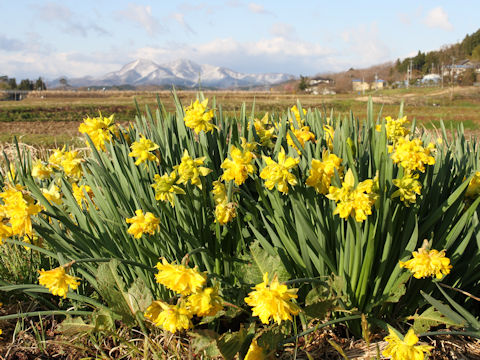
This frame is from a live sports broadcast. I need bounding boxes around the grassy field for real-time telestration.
[1,86,479,146]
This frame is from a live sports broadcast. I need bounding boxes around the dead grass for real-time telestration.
[1,314,479,360]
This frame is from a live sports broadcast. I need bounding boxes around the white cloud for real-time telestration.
[0,35,24,52]
[117,4,163,36]
[34,2,109,37]
[270,23,296,40]
[423,6,453,31]
[248,3,270,14]
[341,23,391,67]
[172,13,195,34]
[131,37,335,75]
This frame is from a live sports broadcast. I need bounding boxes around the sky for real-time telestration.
[0,1,479,80]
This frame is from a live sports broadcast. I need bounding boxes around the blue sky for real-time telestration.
[0,1,478,79]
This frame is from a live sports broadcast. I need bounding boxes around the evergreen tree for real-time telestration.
[35,77,46,90]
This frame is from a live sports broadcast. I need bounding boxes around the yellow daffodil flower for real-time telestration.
[245,340,266,360]
[126,209,160,239]
[144,300,192,333]
[245,272,300,325]
[78,113,116,151]
[38,266,80,298]
[60,150,84,180]
[221,145,256,185]
[382,327,433,360]
[174,150,212,189]
[392,173,422,205]
[253,113,276,148]
[151,171,185,207]
[389,137,435,173]
[0,184,42,238]
[289,105,306,126]
[286,126,315,154]
[376,116,410,143]
[129,136,160,166]
[466,171,480,198]
[183,99,216,134]
[72,183,94,210]
[187,287,223,317]
[31,160,53,180]
[399,247,452,279]
[306,152,343,194]
[41,184,63,206]
[154,257,206,295]
[260,147,299,195]
[326,169,376,222]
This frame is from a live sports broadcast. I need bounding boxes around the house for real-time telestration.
[421,74,441,85]
[308,76,334,86]
[443,59,480,76]
[371,79,386,90]
[352,79,369,92]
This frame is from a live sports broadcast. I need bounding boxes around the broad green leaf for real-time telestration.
[410,306,464,334]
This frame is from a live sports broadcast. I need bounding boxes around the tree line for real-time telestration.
[395,28,480,75]
[0,76,47,90]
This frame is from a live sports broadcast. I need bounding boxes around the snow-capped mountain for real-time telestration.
[49,59,294,88]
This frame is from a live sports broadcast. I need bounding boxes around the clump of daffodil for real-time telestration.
[286,126,316,154]
[183,98,216,134]
[129,135,160,166]
[151,171,185,207]
[221,142,256,185]
[0,184,42,238]
[253,113,276,148]
[465,171,480,198]
[392,172,422,205]
[41,184,63,206]
[389,137,435,173]
[211,180,236,225]
[306,151,343,194]
[382,327,433,360]
[289,105,306,126]
[72,183,95,210]
[155,257,206,295]
[31,160,52,180]
[174,150,212,189]
[78,113,116,151]
[245,340,266,360]
[399,245,452,279]
[260,147,299,195]
[38,265,80,299]
[125,209,160,239]
[376,116,410,143]
[245,272,300,325]
[326,168,376,222]
[187,286,223,317]
[144,300,193,333]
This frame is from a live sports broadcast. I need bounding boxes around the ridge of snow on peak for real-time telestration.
[62,59,294,88]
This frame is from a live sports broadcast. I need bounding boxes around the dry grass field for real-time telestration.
[1,86,479,146]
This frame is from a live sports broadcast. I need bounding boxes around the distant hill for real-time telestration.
[47,59,294,89]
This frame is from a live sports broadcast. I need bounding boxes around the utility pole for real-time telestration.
[450,56,455,100]
[441,63,444,88]
[406,59,413,89]
[362,75,365,95]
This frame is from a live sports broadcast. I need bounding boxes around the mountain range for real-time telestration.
[49,59,294,89]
